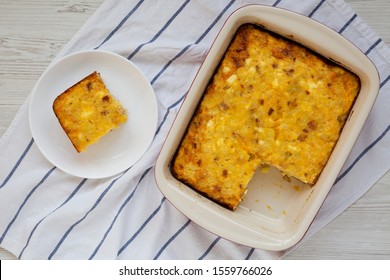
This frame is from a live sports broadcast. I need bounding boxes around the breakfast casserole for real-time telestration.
[53,71,128,153]
[171,24,360,210]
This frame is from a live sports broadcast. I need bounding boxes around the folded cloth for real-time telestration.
[0,0,389,260]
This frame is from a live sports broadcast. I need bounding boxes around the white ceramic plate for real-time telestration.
[29,50,158,179]
[155,5,379,251]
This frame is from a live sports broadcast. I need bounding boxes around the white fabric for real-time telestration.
[0,0,389,260]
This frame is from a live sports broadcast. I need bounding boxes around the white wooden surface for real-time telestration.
[0,0,389,260]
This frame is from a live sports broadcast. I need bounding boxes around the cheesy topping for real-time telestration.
[53,71,128,152]
[172,24,360,210]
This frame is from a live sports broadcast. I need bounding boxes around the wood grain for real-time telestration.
[0,0,389,260]
[0,0,104,137]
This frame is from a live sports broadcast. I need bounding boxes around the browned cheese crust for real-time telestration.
[172,24,360,210]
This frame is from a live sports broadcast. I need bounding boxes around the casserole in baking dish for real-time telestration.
[155,5,379,250]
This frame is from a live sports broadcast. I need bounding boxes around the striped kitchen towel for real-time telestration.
[0,0,389,259]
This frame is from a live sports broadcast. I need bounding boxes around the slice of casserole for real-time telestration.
[53,71,128,153]
[172,24,360,210]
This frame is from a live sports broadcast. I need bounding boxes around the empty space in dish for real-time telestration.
[242,166,313,224]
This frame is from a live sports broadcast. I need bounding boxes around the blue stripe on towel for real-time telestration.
[153,219,191,260]
[0,138,34,189]
[198,236,222,260]
[48,172,126,259]
[155,93,186,135]
[273,0,283,7]
[94,0,145,49]
[380,74,390,88]
[339,13,357,34]
[18,178,87,258]
[365,38,382,55]
[245,248,256,260]
[117,196,167,257]
[88,167,153,259]
[127,0,191,60]
[335,125,390,185]
[0,167,56,243]
[150,0,236,85]
[308,0,326,18]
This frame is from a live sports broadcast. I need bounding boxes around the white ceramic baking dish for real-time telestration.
[154,5,379,251]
